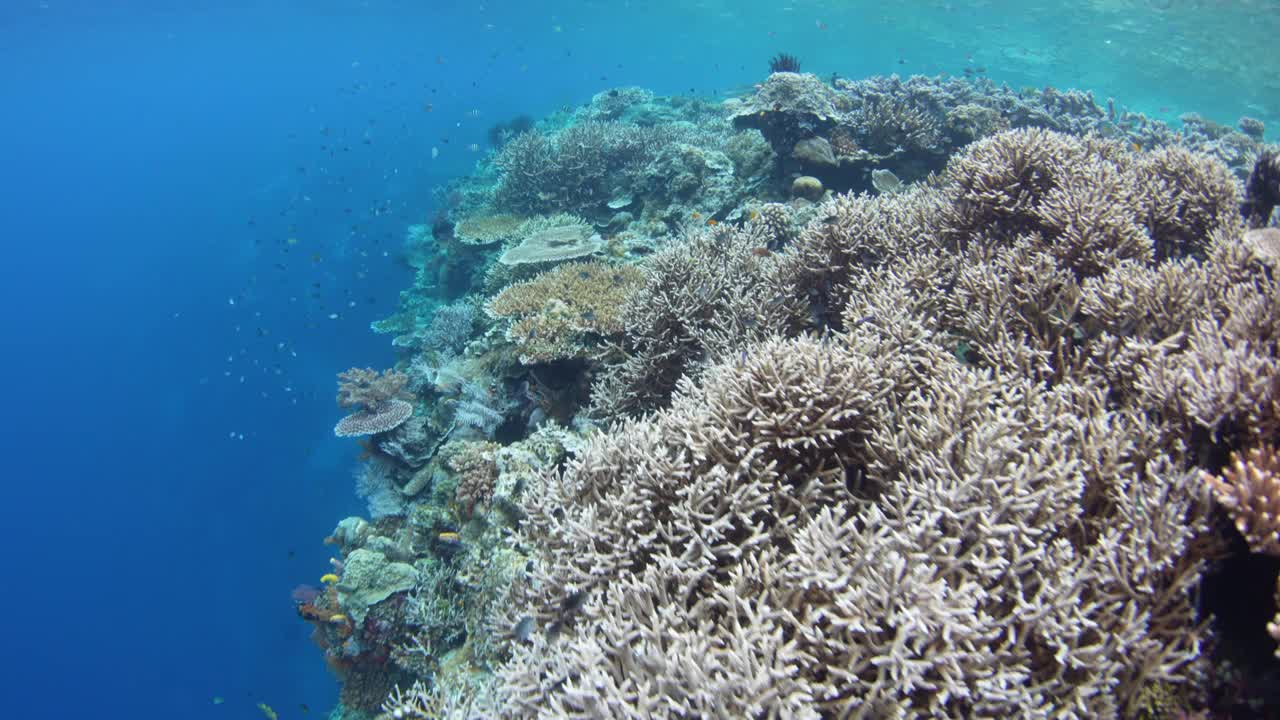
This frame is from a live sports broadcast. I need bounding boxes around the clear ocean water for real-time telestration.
[2,1,1277,718]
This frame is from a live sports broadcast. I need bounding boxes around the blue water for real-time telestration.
[1,1,1275,718]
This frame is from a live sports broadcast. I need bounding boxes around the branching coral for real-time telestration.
[942,128,1239,272]
[498,331,1215,718]
[846,93,946,156]
[381,681,442,719]
[1202,443,1280,556]
[589,224,807,418]
[493,121,664,215]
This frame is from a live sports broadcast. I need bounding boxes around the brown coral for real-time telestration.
[454,213,527,246]
[487,260,644,364]
[447,440,500,517]
[334,368,415,437]
[1202,443,1280,556]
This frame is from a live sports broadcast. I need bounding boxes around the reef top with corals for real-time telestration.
[306,65,1280,720]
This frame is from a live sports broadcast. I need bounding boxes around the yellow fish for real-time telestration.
[438,531,462,544]
[320,573,339,584]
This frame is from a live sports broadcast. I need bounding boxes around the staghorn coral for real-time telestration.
[1202,444,1280,556]
[493,121,665,215]
[381,680,442,719]
[497,330,1216,718]
[1133,145,1241,260]
[589,224,807,418]
[941,128,1239,270]
[773,184,949,331]
[1125,232,1280,445]
[846,93,946,156]
[487,260,644,364]
[747,202,795,249]
[941,127,1100,246]
[315,81,1280,714]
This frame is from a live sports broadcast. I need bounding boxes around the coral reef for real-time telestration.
[303,73,1280,719]
[941,128,1239,268]
[508,130,1275,717]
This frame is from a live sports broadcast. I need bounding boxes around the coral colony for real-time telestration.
[296,68,1280,718]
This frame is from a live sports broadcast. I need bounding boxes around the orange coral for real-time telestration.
[1202,443,1280,556]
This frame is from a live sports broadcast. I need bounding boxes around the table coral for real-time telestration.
[497,214,604,267]
[486,260,643,364]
